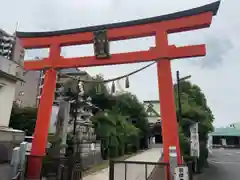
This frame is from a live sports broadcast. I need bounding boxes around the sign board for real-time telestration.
[174,166,189,180]
[207,135,213,154]
[190,123,200,157]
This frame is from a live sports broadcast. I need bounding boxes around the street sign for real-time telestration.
[190,123,200,157]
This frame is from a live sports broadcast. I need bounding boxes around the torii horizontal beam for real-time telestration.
[16,1,220,71]
[17,1,219,39]
[23,44,206,70]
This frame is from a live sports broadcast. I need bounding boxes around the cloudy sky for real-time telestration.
[1,0,239,127]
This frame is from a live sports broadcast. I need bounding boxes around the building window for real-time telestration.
[20,81,24,86]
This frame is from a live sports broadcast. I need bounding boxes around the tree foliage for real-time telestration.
[175,81,214,171]
[9,75,149,159]
[91,110,140,159]
[175,81,214,140]
[9,104,37,136]
[84,76,150,157]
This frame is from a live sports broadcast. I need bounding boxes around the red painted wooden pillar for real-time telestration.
[26,45,59,179]
[157,59,181,163]
[26,69,57,178]
[155,30,182,165]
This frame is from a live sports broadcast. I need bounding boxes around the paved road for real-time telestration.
[196,148,240,180]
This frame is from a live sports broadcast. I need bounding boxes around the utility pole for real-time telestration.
[73,93,79,136]
[176,71,182,122]
[176,71,191,122]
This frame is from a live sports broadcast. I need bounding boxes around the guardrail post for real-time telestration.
[19,142,27,180]
[169,146,177,180]
[10,147,20,179]
[109,160,114,180]
[187,161,193,180]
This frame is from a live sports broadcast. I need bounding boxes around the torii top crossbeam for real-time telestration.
[16,1,220,70]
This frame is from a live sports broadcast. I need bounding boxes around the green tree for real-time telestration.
[91,110,140,159]
[112,93,150,149]
[9,105,37,136]
[175,81,214,171]
[84,76,150,150]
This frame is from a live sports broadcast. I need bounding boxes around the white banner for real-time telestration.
[190,123,200,157]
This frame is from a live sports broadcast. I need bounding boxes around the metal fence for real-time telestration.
[109,160,169,180]
[24,155,82,180]
[81,151,103,170]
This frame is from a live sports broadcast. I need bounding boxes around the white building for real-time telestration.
[0,29,25,162]
[0,29,24,127]
[143,100,161,124]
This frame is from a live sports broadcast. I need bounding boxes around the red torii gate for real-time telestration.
[16,1,220,179]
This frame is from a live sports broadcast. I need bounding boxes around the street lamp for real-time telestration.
[176,71,191,122]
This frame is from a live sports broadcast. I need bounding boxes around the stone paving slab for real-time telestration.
[83,147,163,180]
[0,163,11,180]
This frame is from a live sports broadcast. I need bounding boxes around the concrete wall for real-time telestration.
[0,56,19,78]
[14,71,41,107]
[0,128,25,163]
[0,77,16,127]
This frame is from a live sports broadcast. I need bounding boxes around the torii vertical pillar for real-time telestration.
[155,31,182,179]
[155,30,181,164]
[27,69,57,179]
[26,45,60,179]
[157,59,181,163]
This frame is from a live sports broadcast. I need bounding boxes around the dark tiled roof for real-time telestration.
[16,1,220,38]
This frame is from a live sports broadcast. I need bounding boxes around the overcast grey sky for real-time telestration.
[1,0,239,127]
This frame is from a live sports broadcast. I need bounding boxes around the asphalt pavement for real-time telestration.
[195,148,240,180]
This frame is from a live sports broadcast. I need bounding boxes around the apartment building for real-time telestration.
[14,68,93,107]
[0,29,24,126]
[14,71,41,107]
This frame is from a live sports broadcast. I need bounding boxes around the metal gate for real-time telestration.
[109,160,169,180]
